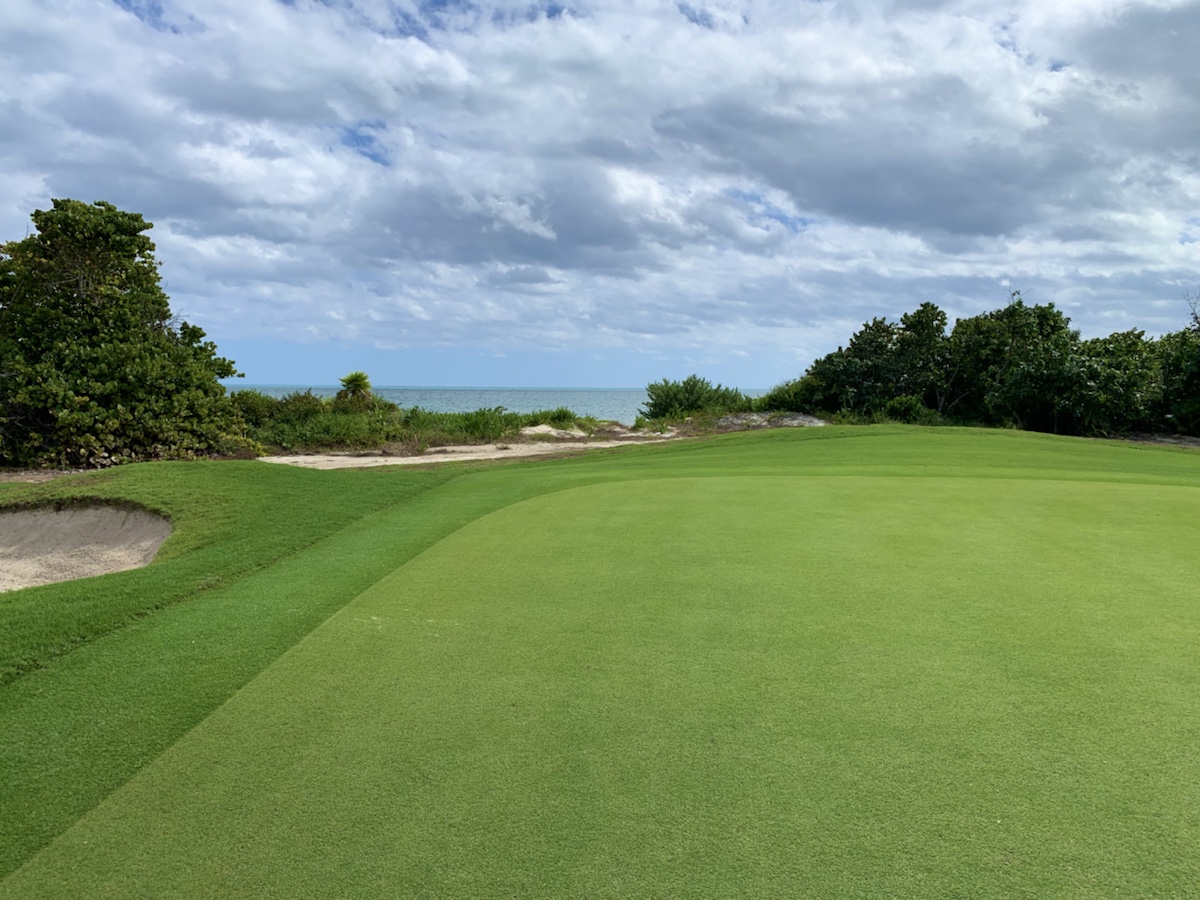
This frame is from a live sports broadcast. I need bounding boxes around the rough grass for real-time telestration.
[2,427,1200,896]
[0,462,462,684]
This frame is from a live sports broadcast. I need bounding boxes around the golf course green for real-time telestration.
[2,427,1199,897]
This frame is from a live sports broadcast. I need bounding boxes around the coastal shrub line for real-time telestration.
[232,375,598,453]
[645,292,1200,437]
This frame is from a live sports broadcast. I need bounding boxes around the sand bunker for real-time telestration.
[0,506,171,592]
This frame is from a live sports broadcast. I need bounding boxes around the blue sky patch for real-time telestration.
[338,122,389,166]
[727,189,810,233]
[678,3,715,30]
[111,0,180,33]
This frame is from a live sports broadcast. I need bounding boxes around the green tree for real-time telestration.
[1059,330,1158,435]
[0,199,239,467]
[981,297,1079,432]
[768,291,1197,437]
[895,302,949,414]
[1155,328,1200,435]
[780,317,903,415]
[938,294,1079,430]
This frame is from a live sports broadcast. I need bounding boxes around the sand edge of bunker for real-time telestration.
[0,503,172,592]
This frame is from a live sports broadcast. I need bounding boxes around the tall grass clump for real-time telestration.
[523,407,579,428]
[458,407,517,442]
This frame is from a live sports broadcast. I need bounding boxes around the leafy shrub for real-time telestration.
[274,390,328,423]
[754,378,815,413]
[230,390,280,428]
[331,395,399,416]
[883,394,938,425]
[399,406,439,431]
[259,411,406,451]
[641,375,752,420]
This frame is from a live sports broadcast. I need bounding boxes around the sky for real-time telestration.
[2,0,1198,388]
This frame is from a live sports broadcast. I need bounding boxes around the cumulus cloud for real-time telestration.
[1,0,1197,383]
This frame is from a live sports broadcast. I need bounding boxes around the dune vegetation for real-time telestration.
[2,426,1199,897]
[230,379,600,453]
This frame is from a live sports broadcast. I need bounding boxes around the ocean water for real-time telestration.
[241,386,653,425]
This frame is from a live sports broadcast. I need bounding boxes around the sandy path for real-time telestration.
[259,436,677,470]
[0,469,84,484]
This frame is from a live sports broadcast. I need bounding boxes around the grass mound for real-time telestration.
[2,427,1199,896]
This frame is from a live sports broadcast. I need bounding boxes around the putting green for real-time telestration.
[5,472,1198,897]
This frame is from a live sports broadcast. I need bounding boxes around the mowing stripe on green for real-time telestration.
[5,474,1198,898]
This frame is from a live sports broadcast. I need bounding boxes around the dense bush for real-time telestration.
[230,390,280,428]
[641,375,752,420]
[1156,329,1200,434]
[233,388,594,453]
[883,394,938,425]
[771,294,1200,437]
[263,411,407,451]
[754,378,810,413]
[0,200,240,466]
[525,406,578,428]
[275,390,328,422]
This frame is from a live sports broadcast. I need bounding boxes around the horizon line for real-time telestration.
[225,383,653,391]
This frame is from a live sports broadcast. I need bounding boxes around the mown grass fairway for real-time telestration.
[2,428,1200,897]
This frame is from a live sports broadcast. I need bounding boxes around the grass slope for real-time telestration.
[2,427,1199,896]
[0,461,464,684]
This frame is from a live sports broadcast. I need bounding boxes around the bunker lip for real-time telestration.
[0,504,172,592]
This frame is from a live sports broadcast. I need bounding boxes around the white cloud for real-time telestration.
[2,0,1198,384]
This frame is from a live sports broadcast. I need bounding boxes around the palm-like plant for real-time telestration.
[337,371,372,403]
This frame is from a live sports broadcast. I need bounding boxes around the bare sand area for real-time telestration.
[0,468,85,484]
[259,434,679,470]
[0,506,171,592]
[258,414,829,471]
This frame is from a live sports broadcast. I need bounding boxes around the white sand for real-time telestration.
[0,506,171,592]
[259,436,677,470]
